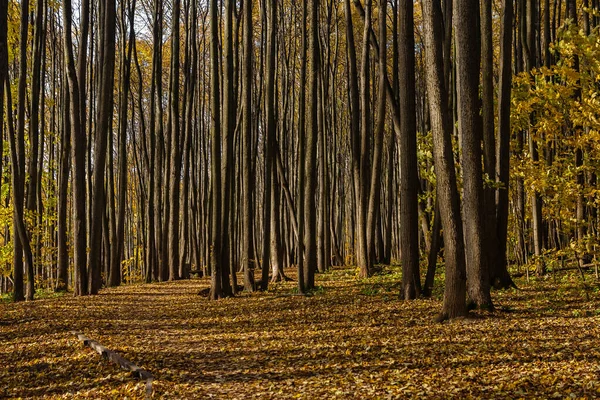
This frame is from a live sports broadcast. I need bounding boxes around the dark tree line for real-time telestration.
[0,0,598,321]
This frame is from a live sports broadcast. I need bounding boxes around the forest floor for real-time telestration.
[1,266,600,399]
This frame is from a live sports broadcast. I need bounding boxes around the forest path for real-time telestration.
[1,267,600,398]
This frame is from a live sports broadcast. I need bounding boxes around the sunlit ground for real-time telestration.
[1,266,600,399]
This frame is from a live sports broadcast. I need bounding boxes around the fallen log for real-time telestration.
[71,331,153,397]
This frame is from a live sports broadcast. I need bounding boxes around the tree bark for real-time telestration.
[209,0,223,300]
[88,0,116,294]
[493,0,517,289]
[422,0,467,321]
[398,0,421,299]
[455,0,493,310]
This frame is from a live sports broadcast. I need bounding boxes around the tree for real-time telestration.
[260,0,278,291]
[493,0,516,289]
[63,0,88,296]
[111,0,136,287]
[422,0,467,321]
[455,0,493,310]
[398,0,421,299]
[242,0,256,292]
[303,0,320,290]
[220,0,234,296]
[297,0,308,295]
[27,0,46,280]
[168,0,182,281]
[209,0,223,300]
[88,0,117,294]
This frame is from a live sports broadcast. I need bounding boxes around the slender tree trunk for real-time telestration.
[0,2,22,301]
[27,0,46,280]
[56,82,71,292]
[297,0,308,294]
[242,0,256,292]
[88,0,116,294]
[219,0,234,296]
[303,0,320,290]
[494,0,516,289]
[422,0,467,321]
[358,0,373,278]
[261,0,278,291]
[455,0,493,310]
[481,0,499,286]
[398,0,421,299]
[63,0,88,296]
[111,0,135,287]
[209,0,223,299]
[168,0,182,281]
[12,0,35,301]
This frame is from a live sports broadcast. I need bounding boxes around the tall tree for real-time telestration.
[455,0,493,310]
[297,0,308,295]
[481,0,499,284]
[303,0,320,290]
[88,0,117,294]
[0,0,22,301]
[63,0,88,296]
[493,0,516,289]
[422,0,467,321]
[56,83,71,292]
[344,0,365,277]
[358,0,372,278]
[111,0,136,287]
[209,0,223,299]
[27,0,46,278]
[242,0,256,292]
[168,0,182,281]
[398,0,421,299]
[261,0,278,291]
[11,0,35,301]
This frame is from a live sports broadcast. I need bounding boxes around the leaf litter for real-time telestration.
[1,266,600,399]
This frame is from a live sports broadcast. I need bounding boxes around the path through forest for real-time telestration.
[2,267,600,398]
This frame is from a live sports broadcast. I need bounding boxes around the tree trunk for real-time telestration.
[422,0,467,321]
[242,0,256,292]
[62,0,88,296]
[168,0,182,281]
[303,0,320,290]
[398,0,421,299]
[493,0,516,289]
[455,0,493,310]
[209,0,223,300]
[88,0,116,294]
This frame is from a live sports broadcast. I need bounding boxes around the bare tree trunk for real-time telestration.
[297,0,308,294]
[481,0,499,286]
[494,0,516,289]
[242,0,256,292]
[219,0,234,296]
[422,0,467,321]
[88,0,116,294]
[27,0,46,279]
[303,0,320,290]
[0,2,20,301]
[168,0,182,281]
[209,0,223,300]
[56,83,71,292]
[10,0,35,301]
[398,0,421,299]
[110,0,135,287]
[261,0,278,291]
[455,0,493,310]
[358,0,372,278]
[63,0,88,296]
